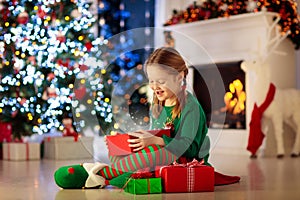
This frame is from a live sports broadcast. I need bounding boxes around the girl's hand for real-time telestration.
[127,130,165,152]
[103,135,109,149]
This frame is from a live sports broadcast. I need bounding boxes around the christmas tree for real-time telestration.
[73,0,151,136]
[0,0,95,139]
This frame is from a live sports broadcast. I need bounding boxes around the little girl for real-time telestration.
[55,47,213,189]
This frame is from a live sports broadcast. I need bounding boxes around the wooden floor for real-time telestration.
[1,149,300,200]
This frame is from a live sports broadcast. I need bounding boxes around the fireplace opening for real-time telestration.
[192,61,246,129]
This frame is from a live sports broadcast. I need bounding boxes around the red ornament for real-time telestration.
[85,42,93,52]
[37,7,46,19]
[11,110,18,118]
[28,56,36,65]
[47,72,55,81]
[79,64,88,71]
[17,11,29,24]
[57,58,70,67]
[1,7,10,21]
[56,31,66,43]
[279,8,289,20]
[74,86,86,100]
[20,98,27,105]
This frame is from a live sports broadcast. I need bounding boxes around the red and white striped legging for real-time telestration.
[98,144,177,179]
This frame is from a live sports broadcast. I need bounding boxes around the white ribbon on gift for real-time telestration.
[187,167,195,192]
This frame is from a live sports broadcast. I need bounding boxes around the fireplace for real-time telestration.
[157,11,296,154]
[192,61,245,129]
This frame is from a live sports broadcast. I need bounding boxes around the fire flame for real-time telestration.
[223,79,246,115]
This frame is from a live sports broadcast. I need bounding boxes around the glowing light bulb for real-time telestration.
[78,35,84,41]
[87,99,92,104]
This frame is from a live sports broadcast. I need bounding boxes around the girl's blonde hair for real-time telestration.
[144,47,188,121]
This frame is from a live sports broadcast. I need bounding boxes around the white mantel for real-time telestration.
[155,10,297,155]
[164,12,287,62]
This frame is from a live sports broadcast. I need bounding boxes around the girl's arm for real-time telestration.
[162,105,208,158]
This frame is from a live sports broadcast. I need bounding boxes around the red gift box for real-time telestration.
[156,160,214,193]
[106,129,170,156]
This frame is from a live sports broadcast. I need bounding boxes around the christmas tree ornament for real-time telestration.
[56,31,66,43]
[47,72,55,81]
[84,41,93,52]
[74,86,87,100]
[62,118,78,137]
[17,11,29,24]
[37,7,46,19]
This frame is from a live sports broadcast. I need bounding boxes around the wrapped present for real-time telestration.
[106,129,170,156]
[2,142,40,161]
[124,172,162,195]
[0,122,12,142]
[43,136,93,160]
[156,159,214,193]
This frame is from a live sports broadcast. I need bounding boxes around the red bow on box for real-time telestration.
[171,158,205,167]
[131,171,154,179]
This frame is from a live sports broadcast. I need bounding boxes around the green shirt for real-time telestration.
[151,92,210,164]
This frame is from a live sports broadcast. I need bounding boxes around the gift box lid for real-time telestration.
[44,136,93,143]
[106,134,131,156]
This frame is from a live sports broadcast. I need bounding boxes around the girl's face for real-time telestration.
[146,65,182,105]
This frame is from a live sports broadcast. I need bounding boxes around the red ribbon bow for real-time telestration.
[171,158,204,167]
[130,171,154,179]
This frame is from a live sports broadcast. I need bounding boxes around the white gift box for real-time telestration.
[43,136,94,160]
[2,143,40,161]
